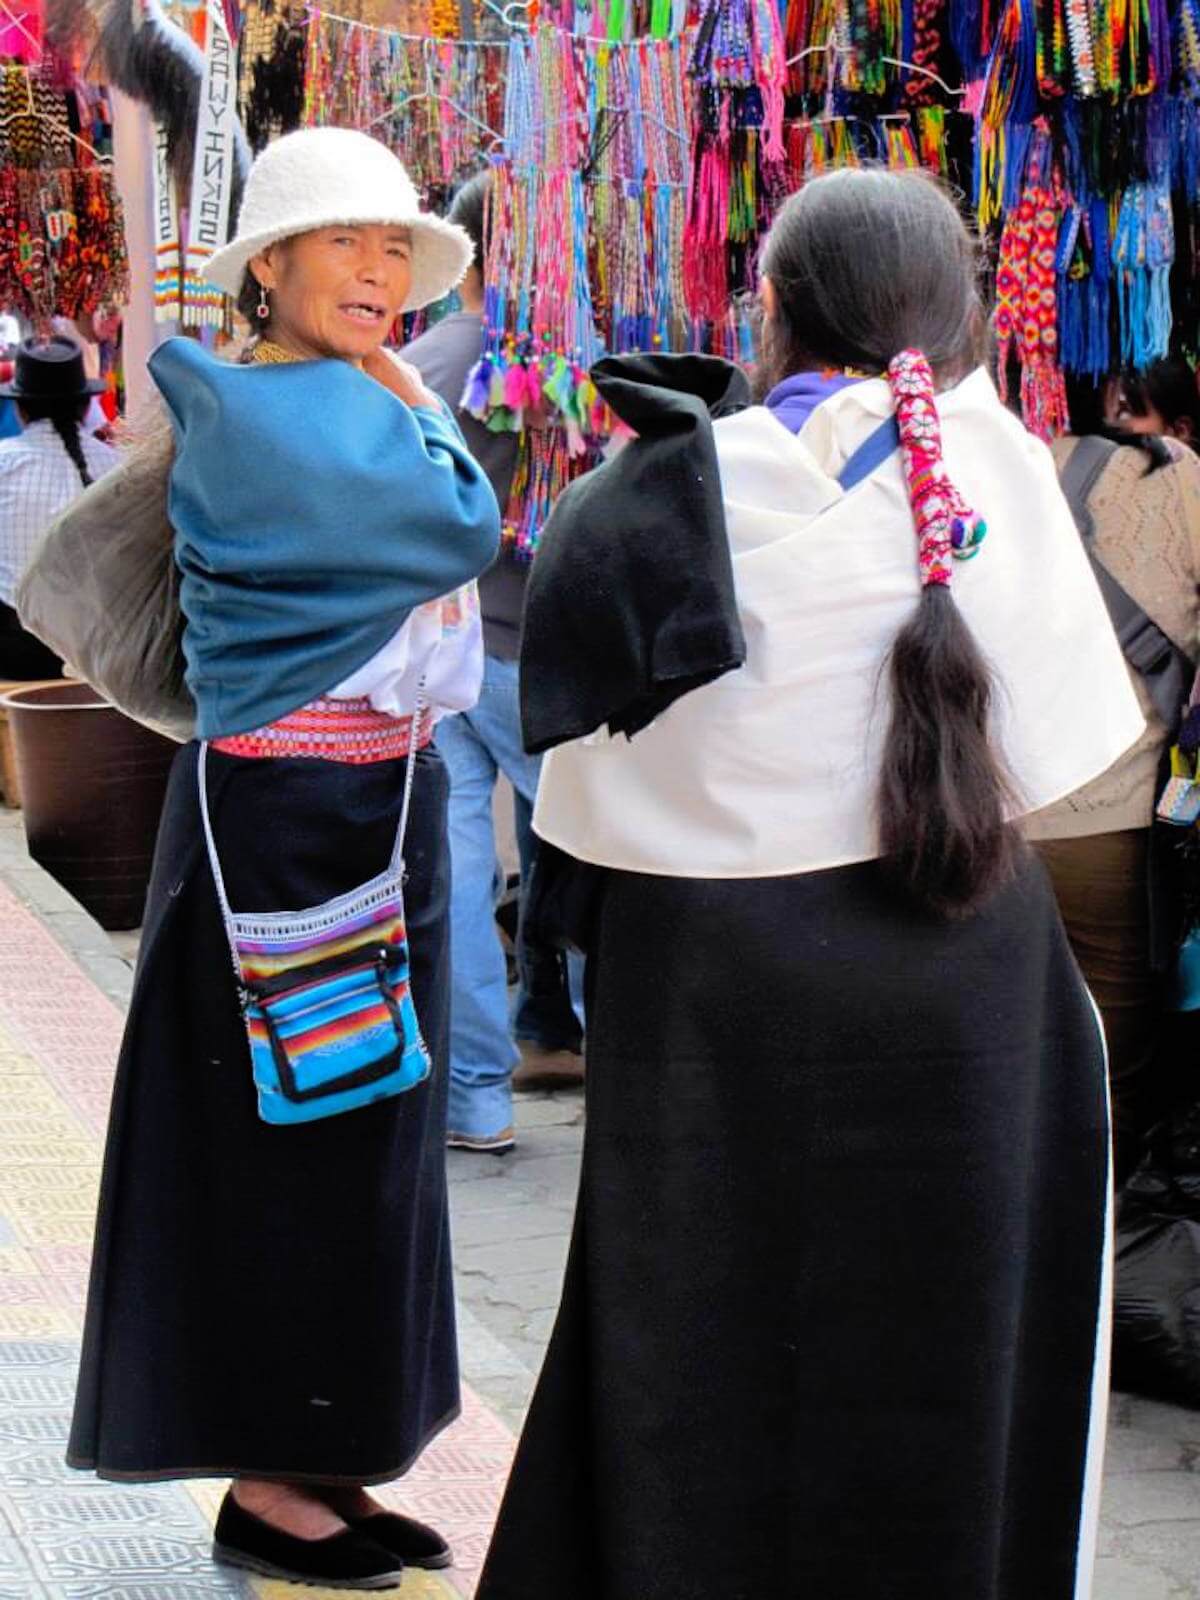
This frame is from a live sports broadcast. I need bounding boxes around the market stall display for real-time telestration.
[18,0,1200,550]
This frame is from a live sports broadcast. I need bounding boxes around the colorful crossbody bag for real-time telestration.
[197,725,430,1127]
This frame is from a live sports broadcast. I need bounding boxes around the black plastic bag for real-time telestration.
[1112,1098,1200,1407]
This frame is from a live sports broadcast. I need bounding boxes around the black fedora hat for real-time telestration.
[0,336,106,400]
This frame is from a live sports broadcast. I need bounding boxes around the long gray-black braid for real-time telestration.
[18,395,94,488]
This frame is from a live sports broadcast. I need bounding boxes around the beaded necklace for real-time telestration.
[0,160,129,323]
[1064,0,1098,93]
[1035,0,1070,95]
[1178,0,1200,97]
[903,0,945,106]
[249,339,304,365]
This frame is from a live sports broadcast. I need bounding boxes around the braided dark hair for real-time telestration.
[18,395,93,488]
[761,169,1014,920]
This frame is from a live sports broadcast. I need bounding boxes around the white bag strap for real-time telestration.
[389,696,425,876]
[197,739,233,930]
[198,693,426,927]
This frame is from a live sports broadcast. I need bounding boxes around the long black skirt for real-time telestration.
[68,742,459,1482]
[477,853,1110,1600]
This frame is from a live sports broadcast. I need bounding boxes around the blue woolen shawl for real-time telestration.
[150,338,501,739]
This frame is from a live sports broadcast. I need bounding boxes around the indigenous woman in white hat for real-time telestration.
[66,128,500,1589]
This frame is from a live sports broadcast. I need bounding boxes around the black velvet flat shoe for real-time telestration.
[344,1509,452,1570]
[212,1491,406,1590]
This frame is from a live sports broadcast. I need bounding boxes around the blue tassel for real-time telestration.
[1090,200,1110,287]
[1059,278,1081,374]
[1002,123,1033,216]
[1011,0,1040,123]
[901,0,916,76]
[1148,270,1173,364]
[1056,205,1082,275]
[1061,104,1088,208]
[952,0,987,79]
[462,356,493,419]
[1088,286,1109,379]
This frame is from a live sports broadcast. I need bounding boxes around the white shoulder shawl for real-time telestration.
[534,369,1146,878]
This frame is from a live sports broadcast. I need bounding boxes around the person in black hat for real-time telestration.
[0,336,118,679]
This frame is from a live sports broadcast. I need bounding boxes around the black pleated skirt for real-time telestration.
[477,852,1110,1600]
[68,742,459,1483]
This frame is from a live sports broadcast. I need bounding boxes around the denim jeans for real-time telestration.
[437,655,583,1138]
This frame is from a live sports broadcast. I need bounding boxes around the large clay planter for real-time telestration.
[0,678,45,807]
[0,682,176,929]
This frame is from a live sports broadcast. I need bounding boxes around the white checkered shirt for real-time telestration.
[0,420,120,605]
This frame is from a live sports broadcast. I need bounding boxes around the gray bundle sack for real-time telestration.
[15,427,195,743]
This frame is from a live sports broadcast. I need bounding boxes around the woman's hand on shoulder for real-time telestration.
[362,348,440,411]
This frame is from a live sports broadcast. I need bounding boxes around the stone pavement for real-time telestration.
[3,804,1200,1597]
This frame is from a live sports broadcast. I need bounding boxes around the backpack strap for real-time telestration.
[1057,434,1117,538]
[837,416,901,492]
[1059,436,1194,734]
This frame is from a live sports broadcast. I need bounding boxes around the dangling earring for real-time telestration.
[256,283,270,322]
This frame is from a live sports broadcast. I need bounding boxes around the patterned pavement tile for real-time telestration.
[0,1538,36,1581]
[0,879,515,1598]
[58,1583,246,1599]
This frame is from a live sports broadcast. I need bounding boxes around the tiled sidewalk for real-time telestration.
[0,877,515,1599]
[5,800,1200,1598]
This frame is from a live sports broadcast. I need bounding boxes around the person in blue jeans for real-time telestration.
[405,172,583,1153]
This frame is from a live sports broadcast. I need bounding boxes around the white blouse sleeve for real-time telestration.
[329,583,485,721]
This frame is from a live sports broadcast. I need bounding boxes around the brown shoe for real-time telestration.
[513,1041,586,1092]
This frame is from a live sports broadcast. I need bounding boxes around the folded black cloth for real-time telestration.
[520,353,751,755]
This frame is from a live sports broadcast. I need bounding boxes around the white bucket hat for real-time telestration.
[203,127,473,312]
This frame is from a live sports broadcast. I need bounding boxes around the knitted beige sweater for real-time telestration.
[1025,437,1200,841]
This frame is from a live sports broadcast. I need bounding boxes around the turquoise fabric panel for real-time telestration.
[151,338,500,738]
[1171,926,1200,1012]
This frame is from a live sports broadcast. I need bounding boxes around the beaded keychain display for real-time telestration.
[0,164,129,322]
[303,12,507,194]
[684,0,786,337]
[0,63,129,325]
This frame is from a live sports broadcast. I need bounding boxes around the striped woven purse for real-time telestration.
[197,725,430,1127]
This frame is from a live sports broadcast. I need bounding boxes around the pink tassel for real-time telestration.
[761,75,787,163]
[1020,362,1070,443]
[564,417,587,458]
[684,142,731,323]
[503,362,527,409]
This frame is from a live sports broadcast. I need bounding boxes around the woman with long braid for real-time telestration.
[0,337,118,678]
[479,170,1146,1600]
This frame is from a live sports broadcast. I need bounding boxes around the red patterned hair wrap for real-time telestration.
[886,349,988,588]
